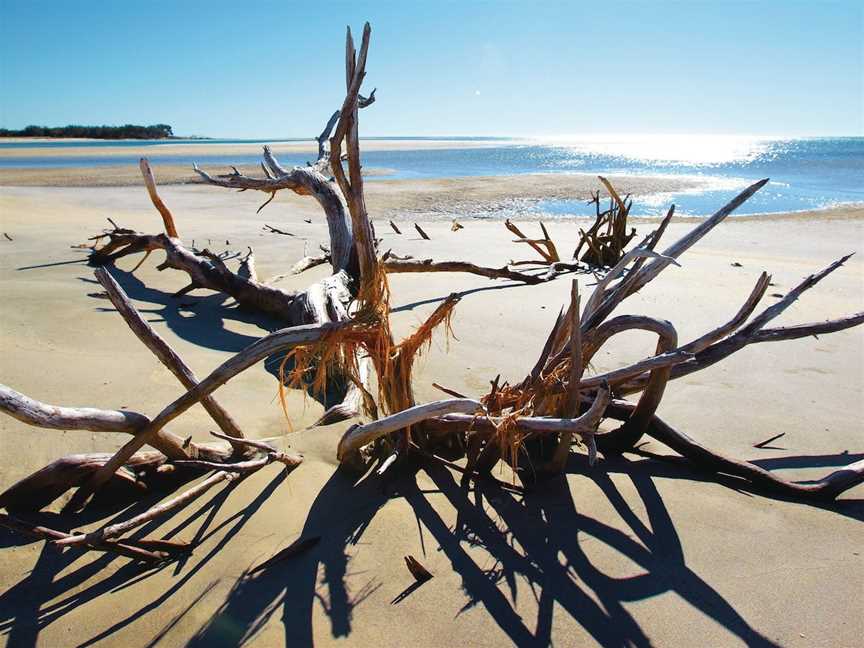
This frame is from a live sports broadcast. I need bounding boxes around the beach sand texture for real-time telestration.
[0,177,862,646]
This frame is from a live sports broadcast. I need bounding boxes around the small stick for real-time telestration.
[414,224,431,240]
[389,220,402,234]
[209,430,275,452]
[173,456,271,472]
[3,233,12,241]
[0,513,167,563]
[257,192,276,213]
[404,555,433,582]
[57,471,239,547]
[129,249,153,273]
[175,451,302,472]
[263,224,294,236]
[505,219,550,262]
[753,432,786,449]
[431,382,468,399]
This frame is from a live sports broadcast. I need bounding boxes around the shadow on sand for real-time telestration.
[3,264,860,646]
[5,450,859,646]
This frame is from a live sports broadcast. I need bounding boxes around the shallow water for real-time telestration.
[1,136,861,216]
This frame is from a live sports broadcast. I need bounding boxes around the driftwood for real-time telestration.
[383,258,547,284]
[574,176,637,267]
[506,219,560,263]
[94,267,245,444]
[2,21,863,566]
[0,512,176,563]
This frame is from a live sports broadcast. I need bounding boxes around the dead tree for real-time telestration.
[1,23,863,563]
[574,176,637,267]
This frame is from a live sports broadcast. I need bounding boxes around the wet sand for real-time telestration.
[0,138,512,160]
[0,165,704,226]
[0,181,862,646]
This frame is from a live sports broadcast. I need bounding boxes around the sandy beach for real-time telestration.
[0,138,512,160]
[0,172,862,647]
[0,168,708,224]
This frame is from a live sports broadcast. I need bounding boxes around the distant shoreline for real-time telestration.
[1,168,861,224]
[0,135,515,147]
[1,136,860,218]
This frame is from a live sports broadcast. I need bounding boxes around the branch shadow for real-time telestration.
[0,469,287,647]
[176,449,855,647]
[17,257,90,271]
[83,268,282,354]
[390,281,529,314]
[627,450,864,522]
[84,266,348,412]
[185,464,392,647]
[5,449,859,646]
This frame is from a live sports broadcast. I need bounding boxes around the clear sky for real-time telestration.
[1,0,861,138]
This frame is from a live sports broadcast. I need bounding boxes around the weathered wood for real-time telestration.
[679,271,771,354]
[174,450,301,472]
[95,267,245,441]
[621,178,770,300]
[619,256,858,395]
[751,313,864,342]
[587,316,678,453]
[57,471,239,547]
[337,399,483,460]
[1,383,148,433]
[329,23,378,294]
[0,450,167,511]
[0,513,169,562]
[607,400,864,500]
[573,179,636,267]
[383,258,546,284]
[290,253,330,275]
[68,322,344,510]
[139,158,179,238]
[194,163,355,275]
[3,21,862,522]
[0,383,188,460]
[550,280,583,471]
[505,219,559,263]
[435,385,610,438]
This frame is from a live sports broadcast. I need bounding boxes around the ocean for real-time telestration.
[1,135,861,217]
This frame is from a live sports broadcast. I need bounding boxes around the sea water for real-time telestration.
[1,135,861,217]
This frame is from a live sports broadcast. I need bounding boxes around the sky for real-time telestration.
[1,1,861,138]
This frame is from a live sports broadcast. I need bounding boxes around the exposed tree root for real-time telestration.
[574,176,637,267]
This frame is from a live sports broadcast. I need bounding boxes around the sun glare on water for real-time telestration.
[530,134,774,166]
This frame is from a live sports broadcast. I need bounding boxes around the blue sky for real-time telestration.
[1,1,861,137]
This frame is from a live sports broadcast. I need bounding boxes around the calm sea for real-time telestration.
[1,135,861,217]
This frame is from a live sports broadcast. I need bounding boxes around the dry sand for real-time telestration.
[0,180,862,647]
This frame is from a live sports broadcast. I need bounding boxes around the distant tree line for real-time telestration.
[0,124,174,139]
